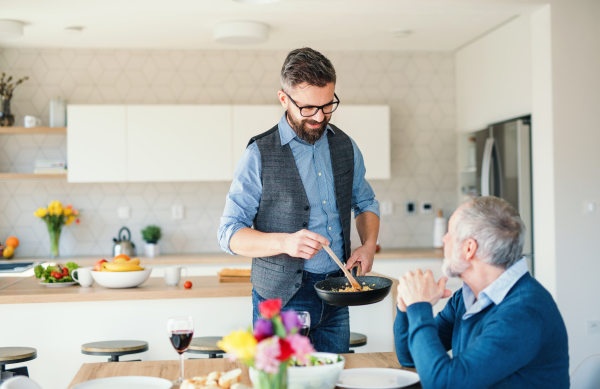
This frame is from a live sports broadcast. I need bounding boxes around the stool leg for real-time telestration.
[109,355,120,362]
[6,367,28,377]
[0,365,4,372]
[209,354,217,359]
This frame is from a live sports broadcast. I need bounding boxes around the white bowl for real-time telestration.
[90,268,152,289]
[250,352,345,389]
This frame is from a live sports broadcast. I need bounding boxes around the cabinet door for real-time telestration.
[126,105,233,182]
[232,105,285,169]
[331,105,390,180]
[67,105,127,183]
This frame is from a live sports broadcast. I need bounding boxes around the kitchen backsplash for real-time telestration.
[0,48,457,257]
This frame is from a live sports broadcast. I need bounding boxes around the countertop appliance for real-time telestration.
[113,227,136,258]
[459,116,533,274]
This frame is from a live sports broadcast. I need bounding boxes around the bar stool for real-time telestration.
[348,332,367,353]
[0,347,37,381]
[185,337,225,359]
[81,341,148,362]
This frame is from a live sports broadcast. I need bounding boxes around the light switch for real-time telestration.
[420,202,433,214]
[381,201,393,216]
[172,205,184,220]
[117,206,130,220]
[406,202,416,215]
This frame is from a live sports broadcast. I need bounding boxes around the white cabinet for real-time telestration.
[332,105,390,180]
[67,105,127,183]
[232,105,284,168]
[126,105,232,182]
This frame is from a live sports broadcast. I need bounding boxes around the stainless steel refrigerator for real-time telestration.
[459,117,533,274]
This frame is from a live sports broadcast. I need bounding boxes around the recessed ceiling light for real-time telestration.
[0,20,24,39]
[214,21,269,45]
[64,26,84,35]
[392,30,413,38]
[233,0,282,4]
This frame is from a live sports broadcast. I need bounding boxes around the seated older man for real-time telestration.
[394,196,569,388]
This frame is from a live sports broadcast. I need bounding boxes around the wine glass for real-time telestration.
[167,316,194,384]
[298,311,311,337]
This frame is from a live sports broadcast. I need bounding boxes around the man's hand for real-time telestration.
[345,243,376,274]
[397,269,452,311]
[282,230,329,259]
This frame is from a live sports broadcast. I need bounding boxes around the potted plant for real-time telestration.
[141,225,161,258]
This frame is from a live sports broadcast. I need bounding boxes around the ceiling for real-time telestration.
[0,0,544,52]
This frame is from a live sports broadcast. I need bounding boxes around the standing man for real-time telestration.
[218,47,380,353]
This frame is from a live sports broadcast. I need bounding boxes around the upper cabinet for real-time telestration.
[332,105,390,180]
[67,104,390,183]
[127,105,232,182]
[67,105,128,183]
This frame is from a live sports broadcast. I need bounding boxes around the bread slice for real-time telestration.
[230,384,250,389]
[180,378,207,389]
[218,368,242,389]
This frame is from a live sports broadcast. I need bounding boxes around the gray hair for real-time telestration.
[453,196,526,269]
[280,47,336,93]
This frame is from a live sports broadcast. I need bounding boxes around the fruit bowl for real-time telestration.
[90,268,152,289]
[250,353,345,389]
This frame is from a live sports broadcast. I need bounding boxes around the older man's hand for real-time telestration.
[397,269,452,311]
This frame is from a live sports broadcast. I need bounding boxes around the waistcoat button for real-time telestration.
[295,283,300,287]
[302,222,308,227]
[304,205,310,210]
[296,269,302,274]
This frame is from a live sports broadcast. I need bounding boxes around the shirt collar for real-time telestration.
[462,256,529,314]
[278,112,334,146]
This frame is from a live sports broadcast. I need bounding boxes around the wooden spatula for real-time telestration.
[322,245,363,291]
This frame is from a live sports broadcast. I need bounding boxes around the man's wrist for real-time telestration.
[361,240,377,253]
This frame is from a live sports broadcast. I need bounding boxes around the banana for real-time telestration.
[113,257,141,265]
[113,257,128,263]
[129,257,141,265]
[102,262,144,272]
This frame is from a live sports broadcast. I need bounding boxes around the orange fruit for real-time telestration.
[113,254,130,262]
[5,237,19,248]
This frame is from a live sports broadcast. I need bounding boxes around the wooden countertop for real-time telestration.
[68,352,420,388]
[2,248,443,268]
[0,275,253,305]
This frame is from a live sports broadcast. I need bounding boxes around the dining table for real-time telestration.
[67,352,422,388]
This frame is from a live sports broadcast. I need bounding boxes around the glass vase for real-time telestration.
[251,365,288,389]
[48,227,61,259]
[0,98,14,127]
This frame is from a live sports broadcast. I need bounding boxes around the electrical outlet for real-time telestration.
[406,202,416,215]
[588,319,600,334]
[420,202,433,214]
[117,206,130,220]
[172,205,184,220]
[381,201,393,216]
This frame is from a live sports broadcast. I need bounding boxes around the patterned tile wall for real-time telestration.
[0,48,457,258]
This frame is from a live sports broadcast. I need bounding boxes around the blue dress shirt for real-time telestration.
[218,113,380,274]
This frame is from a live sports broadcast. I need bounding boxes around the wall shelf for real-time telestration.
[0,173,67,180]
[0,127,67,134]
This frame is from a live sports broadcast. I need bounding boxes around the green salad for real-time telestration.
[291,355,343,367]
[34,262,79,283]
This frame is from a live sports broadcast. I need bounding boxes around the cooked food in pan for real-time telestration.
[332,282,376,292]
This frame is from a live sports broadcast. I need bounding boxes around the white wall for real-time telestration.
[456,16,532,132]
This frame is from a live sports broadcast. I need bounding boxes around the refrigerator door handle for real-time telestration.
[481,138,494,196]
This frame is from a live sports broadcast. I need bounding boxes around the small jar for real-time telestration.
[49,97,67,127]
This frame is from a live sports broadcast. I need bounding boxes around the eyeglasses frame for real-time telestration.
[283,91,341,117]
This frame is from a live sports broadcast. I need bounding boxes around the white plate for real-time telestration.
[71,376,172,389]
[39,281,78,287]
[337,368,420,389]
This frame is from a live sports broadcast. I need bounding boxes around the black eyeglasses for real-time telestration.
[283,91,340,117]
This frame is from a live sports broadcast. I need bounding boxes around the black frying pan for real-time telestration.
[314,266,393,306]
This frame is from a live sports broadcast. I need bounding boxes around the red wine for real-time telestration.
[170,330,193,354]
[300,325,310,336]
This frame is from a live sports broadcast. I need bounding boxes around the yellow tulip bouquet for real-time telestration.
[34,201,80,258]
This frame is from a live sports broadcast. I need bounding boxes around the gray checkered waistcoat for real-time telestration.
[247,124,354,307]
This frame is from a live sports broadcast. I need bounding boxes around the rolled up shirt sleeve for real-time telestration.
[350,139,380,218]
[217,142,262,255]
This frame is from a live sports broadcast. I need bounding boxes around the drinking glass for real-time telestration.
[298,311,311,337]
[167,316,194,384]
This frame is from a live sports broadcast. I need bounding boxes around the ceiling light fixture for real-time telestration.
[392,30,413,39]
[64,26,84,35]
[0,20,24,39]
[233,0,282,4]
[214,21,269,45]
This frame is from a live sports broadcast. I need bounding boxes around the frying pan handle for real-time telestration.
[352,263,362,277]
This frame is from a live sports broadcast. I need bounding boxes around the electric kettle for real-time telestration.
[113,226,136,257]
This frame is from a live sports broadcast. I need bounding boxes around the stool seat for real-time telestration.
[0,348,37,365]
[81,341,148,362]
[186,337,225,358]
[349,332,367,348]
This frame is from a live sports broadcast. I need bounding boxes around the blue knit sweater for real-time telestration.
[394,273,569,389]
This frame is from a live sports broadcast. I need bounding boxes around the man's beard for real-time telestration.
[442,241,471,278]
[287,112,329,145]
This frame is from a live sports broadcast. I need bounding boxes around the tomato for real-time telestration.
[184,281,192,289]
[62,267,69,276]
[52,271,63,279]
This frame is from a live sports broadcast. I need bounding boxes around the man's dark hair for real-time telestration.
[280,47,336,92]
